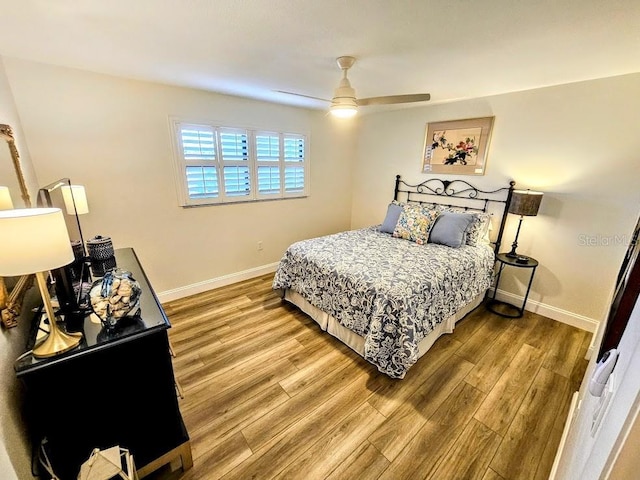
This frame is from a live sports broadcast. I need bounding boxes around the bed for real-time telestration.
[273,175,515,378]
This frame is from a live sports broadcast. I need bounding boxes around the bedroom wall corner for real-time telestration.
[0,56,39,204]
[0,57,39,480]
[350,73,640,326]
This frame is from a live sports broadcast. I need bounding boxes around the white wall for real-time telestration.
[2,57,357,297]
[0,59,38,480]
[0,57,38,206]
[352,73,640,326]
[0,291,37,480]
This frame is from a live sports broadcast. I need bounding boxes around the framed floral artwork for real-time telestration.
[422,116,494,175]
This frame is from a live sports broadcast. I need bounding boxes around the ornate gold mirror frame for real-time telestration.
[0,124,34,328]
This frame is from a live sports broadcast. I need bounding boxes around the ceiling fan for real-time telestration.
[276,56,431,118]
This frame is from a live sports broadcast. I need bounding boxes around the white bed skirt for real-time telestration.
[283,289,485,361]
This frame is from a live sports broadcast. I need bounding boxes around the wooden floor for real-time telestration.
[158,274,590,480]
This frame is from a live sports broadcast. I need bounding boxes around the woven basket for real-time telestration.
[86,235,114,261]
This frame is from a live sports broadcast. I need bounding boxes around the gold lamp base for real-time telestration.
[33,324,82,358]
[32,271,83,359]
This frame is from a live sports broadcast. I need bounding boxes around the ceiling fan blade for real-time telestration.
[274,90,330,102]
[357,93,431,106]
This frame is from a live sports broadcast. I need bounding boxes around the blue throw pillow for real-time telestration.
[380,202,403,234]
[429,212,475,248]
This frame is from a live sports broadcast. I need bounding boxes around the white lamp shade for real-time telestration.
[0,186,13,210]
[61,184,89,215]
[0,208,73,276]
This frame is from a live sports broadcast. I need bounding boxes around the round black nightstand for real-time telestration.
[486,253,539,318]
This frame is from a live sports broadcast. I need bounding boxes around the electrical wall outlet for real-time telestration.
[257,241,263,251]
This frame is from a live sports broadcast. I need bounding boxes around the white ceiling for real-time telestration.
[0,0,638,112]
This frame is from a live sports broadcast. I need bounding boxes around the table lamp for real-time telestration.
[61,184,89,215]
[506,189,543,259]
[62,183,89,260]
[0,208,82,357]
[0,186,13,210]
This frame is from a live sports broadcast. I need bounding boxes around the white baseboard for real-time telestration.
[491,288,600,360]
[157,262,280,303]
[491,288,600,333]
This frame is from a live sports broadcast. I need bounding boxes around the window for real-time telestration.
[172,120,308,206]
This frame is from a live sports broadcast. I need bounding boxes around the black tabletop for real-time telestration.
[496,252,539,268]
[15,248,170,375]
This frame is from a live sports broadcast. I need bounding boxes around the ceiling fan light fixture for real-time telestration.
[330,70,358,118]
[330,96,358,117]
[330,104,358,118]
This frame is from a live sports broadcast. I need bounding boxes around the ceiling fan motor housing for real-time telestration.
[332,77,358,108]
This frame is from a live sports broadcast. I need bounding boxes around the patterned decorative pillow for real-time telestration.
[393,203,441,245]
[464,212,491,246]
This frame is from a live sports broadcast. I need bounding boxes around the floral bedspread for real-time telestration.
[272,227,494,378]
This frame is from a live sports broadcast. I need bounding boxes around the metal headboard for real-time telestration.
[393,175,515,254]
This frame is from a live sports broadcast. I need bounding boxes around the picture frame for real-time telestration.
[422,116,494,175]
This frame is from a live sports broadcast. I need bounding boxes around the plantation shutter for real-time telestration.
[219,128,251,198]
[180,125,219,200]
[284,135,305,194]
[256,133,281,196]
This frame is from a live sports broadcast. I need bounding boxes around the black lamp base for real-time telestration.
[506,216,524,258]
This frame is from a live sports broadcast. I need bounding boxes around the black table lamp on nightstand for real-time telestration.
[506,189,543,260]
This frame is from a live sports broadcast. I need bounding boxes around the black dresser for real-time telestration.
[14,248,192,479]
